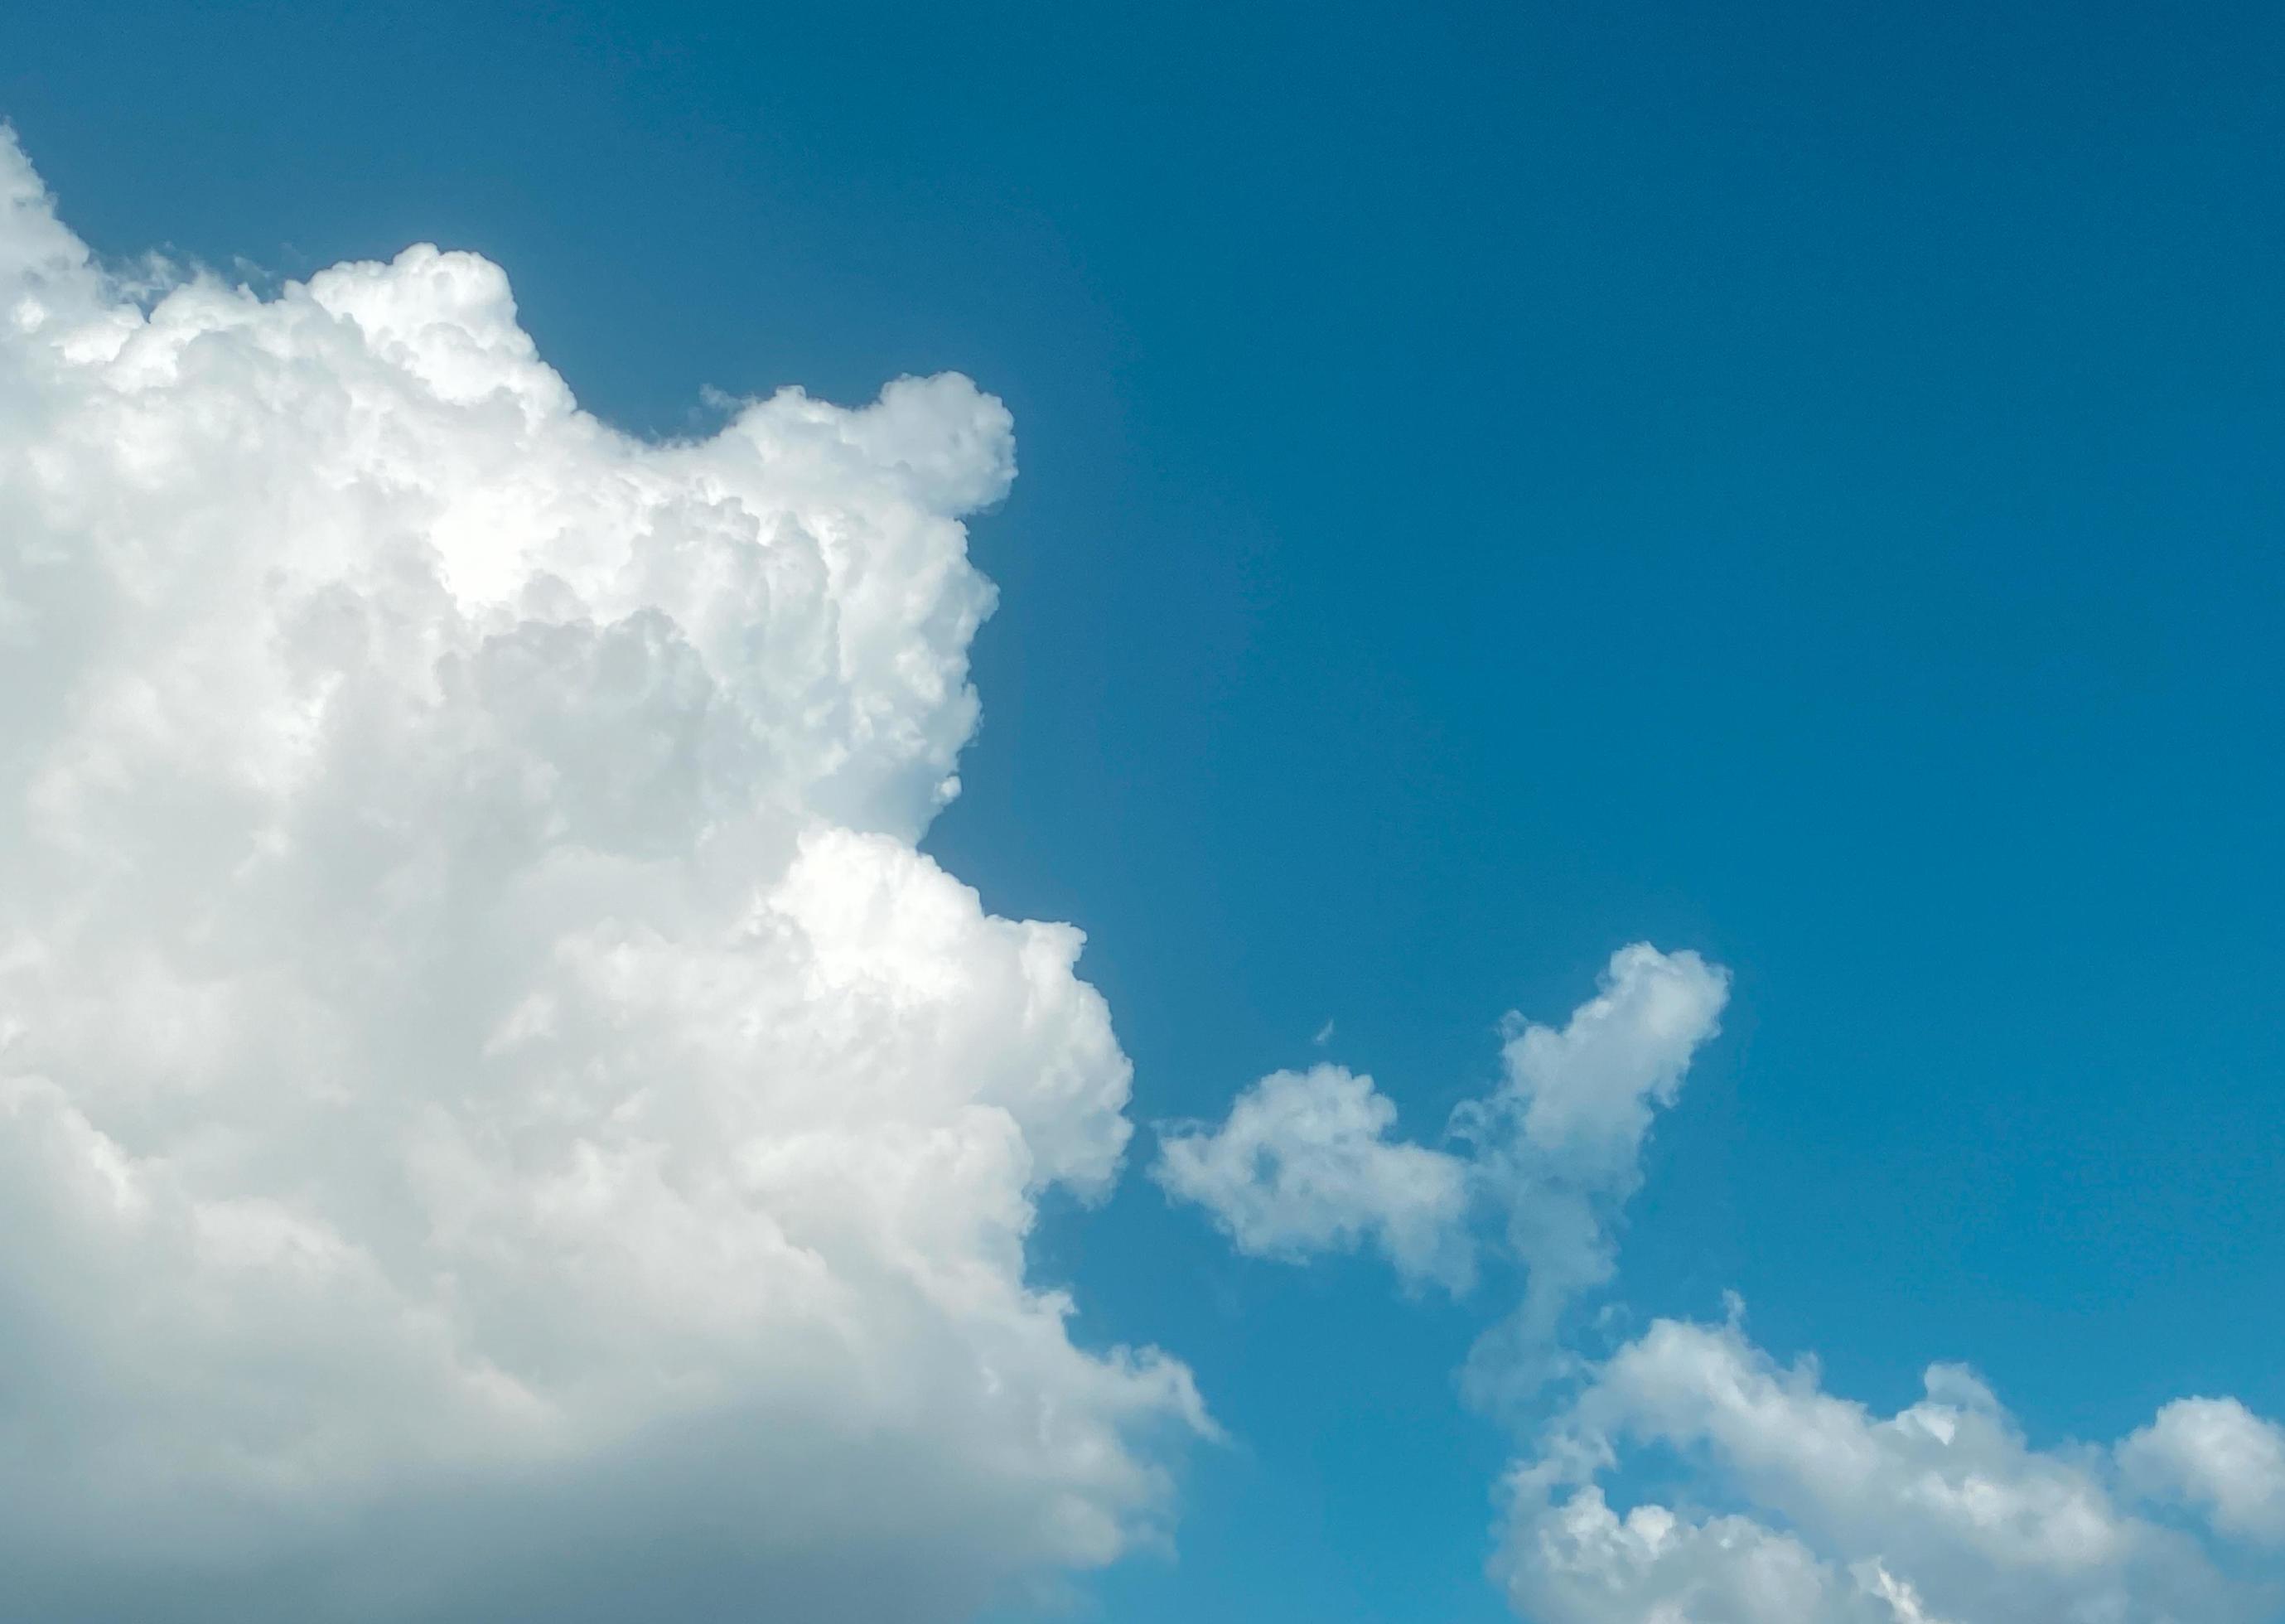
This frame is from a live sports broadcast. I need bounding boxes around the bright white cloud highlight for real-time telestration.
[1499,1311,2281,1624]
[0,132,1200,1621]
[1154,947,1727,1355]
[2121,1398,2285,1547]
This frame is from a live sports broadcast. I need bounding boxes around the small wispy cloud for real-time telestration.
[1156,944,1730,1370]
[0,129,1200,1621]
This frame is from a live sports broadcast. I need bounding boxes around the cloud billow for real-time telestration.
[1154,943,1731,1379]
[0,133,1200,1622]
[1159,943,2285,1621]
[10,122,2283,1624]
[1501,1310,2285,1623]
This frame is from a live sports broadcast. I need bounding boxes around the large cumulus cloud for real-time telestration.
[0,132,1200,1621]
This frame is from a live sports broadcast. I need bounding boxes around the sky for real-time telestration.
[1,3,2282,1622]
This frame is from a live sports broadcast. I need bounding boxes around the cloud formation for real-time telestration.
[1457,942,1732,1399]
[1157,930,2285,1622]
[2121,1398,2285,1548]
[1155,945,1728,1370]
[1500,1311,2285,1623]
[0,133,1200,1621]
[1153,1062,1475,1289]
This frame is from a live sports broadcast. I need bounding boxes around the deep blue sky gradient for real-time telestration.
[7,4,2282,1619]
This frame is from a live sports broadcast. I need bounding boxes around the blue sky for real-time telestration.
[3,3,2283,1621]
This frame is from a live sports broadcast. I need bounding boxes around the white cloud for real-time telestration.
[1499,1312,2279,1623]
[1480,942,1732,1182]
[0,131,1202,1621]
[2122,1398,2285,1546]
[1153,946,1727,1358]
[1506,1495,1970,1624]
[1500,1483,1888,1624]
[1153,1064,1474,1290]
[1459,944,1729,1401]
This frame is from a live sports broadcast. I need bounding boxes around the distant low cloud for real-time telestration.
[1155,945,1729,1373]
[0,132,1199,1622]
[1498,1309,2285,1623]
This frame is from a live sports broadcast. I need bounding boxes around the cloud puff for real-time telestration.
[1457,943,1730,1399]
[0,132,1201,1621]
[1155,947,1727,1366]
[1507,1486,1923,1624]
[1499,1312,2282,1623]
[2121,1399,2285,1547]
[1476,943,1732,1183]
[1153,1063,1474,1290]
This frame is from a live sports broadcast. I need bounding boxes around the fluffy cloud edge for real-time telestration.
[2120,1397,2285,1547]
[1152,945,1728,1352]
[1497,1307,2285,1624]
[0,125,1206,1622]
